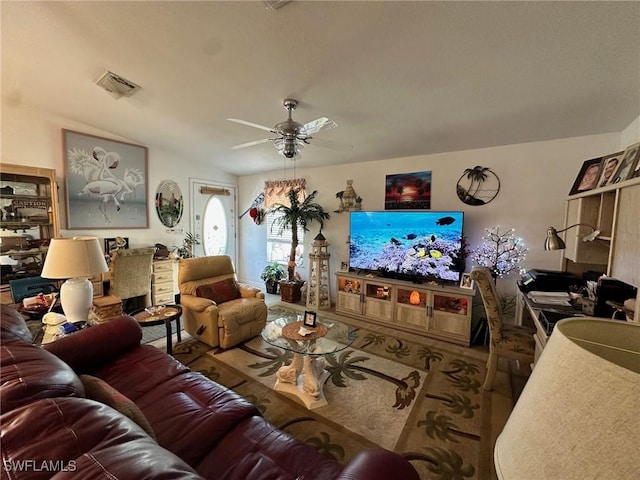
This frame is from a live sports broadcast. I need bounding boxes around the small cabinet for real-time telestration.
[1,164,60,298]
[151,259,177,305]
[336,272,473,346]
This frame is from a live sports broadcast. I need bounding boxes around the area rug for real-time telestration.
[172,304,514,480]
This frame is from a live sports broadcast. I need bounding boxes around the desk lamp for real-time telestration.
[41,236,108,322]
[494,317,640,479]
[544,223,600,250]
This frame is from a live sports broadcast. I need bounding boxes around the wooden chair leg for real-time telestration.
[483,352,498,391]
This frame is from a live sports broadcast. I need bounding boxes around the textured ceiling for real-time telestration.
[2,1,639,175]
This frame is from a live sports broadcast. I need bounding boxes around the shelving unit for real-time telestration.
[335,271,474,346]
[1,164,60,302]
[560,176,640,321]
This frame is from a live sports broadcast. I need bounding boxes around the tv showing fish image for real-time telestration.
[349,211,464,283]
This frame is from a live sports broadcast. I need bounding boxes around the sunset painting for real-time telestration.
[384,171,431,209]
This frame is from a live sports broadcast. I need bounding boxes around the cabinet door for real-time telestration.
[363,281,393,321]
[428,292,471,344]
[335,275,363,315]
[395,287,428,328]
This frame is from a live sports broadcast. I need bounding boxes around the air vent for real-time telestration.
[95,71,141,100]
[264,1,291,11]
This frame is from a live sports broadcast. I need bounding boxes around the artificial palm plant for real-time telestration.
[269,188,330,283]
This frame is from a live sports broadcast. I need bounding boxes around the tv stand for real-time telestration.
[335,272,474,346]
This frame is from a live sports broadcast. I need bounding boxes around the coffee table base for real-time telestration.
[274,354,330,409]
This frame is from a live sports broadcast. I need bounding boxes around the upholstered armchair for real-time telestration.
[470,266,535,391]
[178,255,267,350]
[107,247,156,313]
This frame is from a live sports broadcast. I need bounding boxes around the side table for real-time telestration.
[131,305,182,355]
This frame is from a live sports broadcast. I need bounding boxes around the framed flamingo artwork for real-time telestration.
[63,129,149,229]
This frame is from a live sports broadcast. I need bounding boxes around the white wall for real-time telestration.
[1,105,237,252]
[3,104,638,300]
[238,132,625,297]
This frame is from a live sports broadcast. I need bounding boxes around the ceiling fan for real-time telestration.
[228,98,352,159]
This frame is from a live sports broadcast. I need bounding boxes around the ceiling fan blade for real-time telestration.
[299,117,337,135]
[307,137,353,151]
[230,138,273,150]
[228,118,275,133]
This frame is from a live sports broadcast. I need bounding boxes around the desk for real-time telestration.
[515,289,583,366]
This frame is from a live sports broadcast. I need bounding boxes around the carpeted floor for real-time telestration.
[161,303,521,480]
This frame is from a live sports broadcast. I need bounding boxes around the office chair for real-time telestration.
[470,266,535,391]
[107,247,155,313]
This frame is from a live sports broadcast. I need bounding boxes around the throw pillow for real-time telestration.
[195,278,240,304]
[80,374,156,440]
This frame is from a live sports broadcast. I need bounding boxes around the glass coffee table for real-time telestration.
[261,314,355,409]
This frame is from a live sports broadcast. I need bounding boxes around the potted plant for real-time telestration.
[269,188,330,302]
[260,262,285,294]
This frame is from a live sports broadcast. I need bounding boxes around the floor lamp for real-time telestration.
[41,236,109,322]
[494,317,640,479]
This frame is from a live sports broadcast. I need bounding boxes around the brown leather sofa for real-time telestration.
[178,255,267,349]
[0,305,419,480]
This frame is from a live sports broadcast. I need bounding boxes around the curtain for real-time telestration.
[263,178,306,207]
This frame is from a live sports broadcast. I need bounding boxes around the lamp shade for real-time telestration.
[41,236,108,279]
[544,226,566,250]
[494,317,640,479]
[41,237,109,322]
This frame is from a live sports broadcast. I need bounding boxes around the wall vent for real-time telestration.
[95,71,141,100]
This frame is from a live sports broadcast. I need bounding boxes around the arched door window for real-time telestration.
[202,196,228,256]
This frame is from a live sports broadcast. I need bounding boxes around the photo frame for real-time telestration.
[384,171,431,209]
[459,273,474,290]
[303,310,317,328]
[103,237,129,257]
[63,129,149,229]
[595,152,624,188]
[611,142,640,184]
[569,157,603,195]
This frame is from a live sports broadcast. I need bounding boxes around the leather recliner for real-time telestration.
[178,255,267,349]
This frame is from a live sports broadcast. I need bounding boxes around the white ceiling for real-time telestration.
[2,1,639,176]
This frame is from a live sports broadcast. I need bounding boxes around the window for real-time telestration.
[266,211,304,267]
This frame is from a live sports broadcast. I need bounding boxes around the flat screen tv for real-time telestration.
[349,211,464,284]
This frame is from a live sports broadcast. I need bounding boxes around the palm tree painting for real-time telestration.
[456,166,500,206]
[384,171,431,209]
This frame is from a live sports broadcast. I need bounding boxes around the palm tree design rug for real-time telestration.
[171,304,515,480]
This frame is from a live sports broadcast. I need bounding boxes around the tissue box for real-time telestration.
[90,295,123,323]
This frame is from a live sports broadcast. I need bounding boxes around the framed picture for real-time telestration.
[63,129,149,229]
[460,273,474,290]
[384,171,431,209]
[569,157,603,195]
[303,310,317,328]
[104,237,129,257]
[611,142,640,184]
[595,152,624,188]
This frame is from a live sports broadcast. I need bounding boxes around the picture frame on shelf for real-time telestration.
[611,142,640,184]
[104,237,129,257]
[63,129,149,229]
[569,157,603,195]
[460,273,474,290]
[595,152,624,188]
[303,310,317,328]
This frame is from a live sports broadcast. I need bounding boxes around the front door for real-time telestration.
[189,179,237,267]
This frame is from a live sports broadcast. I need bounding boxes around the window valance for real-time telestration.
[264,178,306,207]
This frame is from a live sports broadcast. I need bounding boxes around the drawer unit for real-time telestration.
[151,260,177,305]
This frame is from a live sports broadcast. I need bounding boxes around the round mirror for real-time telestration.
[155,180,184,228]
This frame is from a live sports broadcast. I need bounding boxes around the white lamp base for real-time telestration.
[60,277,93,322]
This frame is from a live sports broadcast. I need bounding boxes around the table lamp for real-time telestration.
[41,236,109,322]
[544,223,600,250]
[494,317,640,479]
